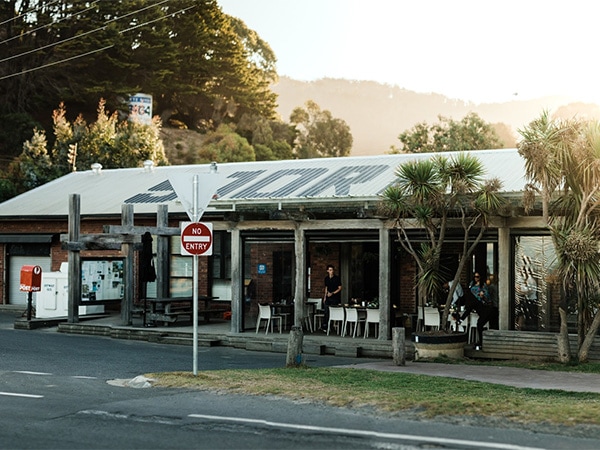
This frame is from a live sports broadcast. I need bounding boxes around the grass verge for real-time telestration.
[147,366,600,427]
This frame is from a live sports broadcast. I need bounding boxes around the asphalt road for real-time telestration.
[2,310,600,449]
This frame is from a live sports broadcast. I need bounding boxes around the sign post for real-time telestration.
[179,176,215,376]
[192,175,199,376]
[171,168,222,376]
[181,219,214,374]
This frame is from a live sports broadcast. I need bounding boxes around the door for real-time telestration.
[9,255,52,305]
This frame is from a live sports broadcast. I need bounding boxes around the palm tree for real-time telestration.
[518,113,600,362]
[380,153,504,330]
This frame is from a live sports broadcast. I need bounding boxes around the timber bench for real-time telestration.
[481,330,558,361]
[480,329,600,361]
[145,297,229,326]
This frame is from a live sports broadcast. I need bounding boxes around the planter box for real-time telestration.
[412,332,468,360]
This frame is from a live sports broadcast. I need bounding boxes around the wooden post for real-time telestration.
[379,226,390,339]
[67,194,81,324]
[156,204,170,299]
[286,326,304,367]
[121,204,134,326]
[498,226,510,330]
[293,225,306,328]
[230,228,242,333]
[392,327,406,365]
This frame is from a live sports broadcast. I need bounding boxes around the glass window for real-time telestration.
[212,232,231,279]
[170,235,192,297]
[513,235,558,331]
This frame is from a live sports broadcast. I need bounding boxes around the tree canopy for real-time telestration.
[518,111,600,362]
[290,100,353,158]
[2,99,167,199]
[0,0,278,132]
[391,113,504,154]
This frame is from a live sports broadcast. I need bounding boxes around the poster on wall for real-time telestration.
[81,259,124,302]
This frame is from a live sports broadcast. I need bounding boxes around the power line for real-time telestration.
[0,0,194,81]
[0,22,108,65]
[0,0,61,27]
[0,3,195,81]
[0,1,100,47]
[0,0,172,64]
[0,45,114,81]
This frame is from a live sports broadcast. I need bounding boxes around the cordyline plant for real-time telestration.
[379,152,505,330]
[519,111,600,362]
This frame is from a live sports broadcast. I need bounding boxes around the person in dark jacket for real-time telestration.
[321,264,342,331]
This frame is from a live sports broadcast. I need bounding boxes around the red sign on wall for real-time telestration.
[180,222,213,256]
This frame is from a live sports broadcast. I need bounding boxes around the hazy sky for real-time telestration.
[218,0,600,105]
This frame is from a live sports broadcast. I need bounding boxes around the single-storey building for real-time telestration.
[0,148,556,339]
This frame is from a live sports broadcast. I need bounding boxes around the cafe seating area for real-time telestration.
[255,299,488,342]
[311,302,381,339]
[415,307,487,347]
[251,299,383,340]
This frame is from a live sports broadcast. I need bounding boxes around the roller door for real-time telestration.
[9,256,52,305]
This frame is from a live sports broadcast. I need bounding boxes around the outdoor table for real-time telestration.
[146,296,220,325]
[271,302,294,330]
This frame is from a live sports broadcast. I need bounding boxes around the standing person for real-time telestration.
[321,264,342,331]
[469,272,490,304]
[486,274,499,329]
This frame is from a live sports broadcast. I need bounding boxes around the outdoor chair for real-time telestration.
[468,312,487,344]
[327,306,345,336]
[423,307,440,331]
[364,308,380,339]
[255,304,283,334]
[342,307,365,338]
[306,297,322,332]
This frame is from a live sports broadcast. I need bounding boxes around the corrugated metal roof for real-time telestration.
[0,148,526,218]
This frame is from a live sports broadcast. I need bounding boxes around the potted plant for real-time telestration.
[380,153,505,358]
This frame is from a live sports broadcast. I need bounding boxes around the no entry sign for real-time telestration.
[180,222,213,256]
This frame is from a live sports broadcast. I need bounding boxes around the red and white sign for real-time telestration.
[180,222,213,256]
